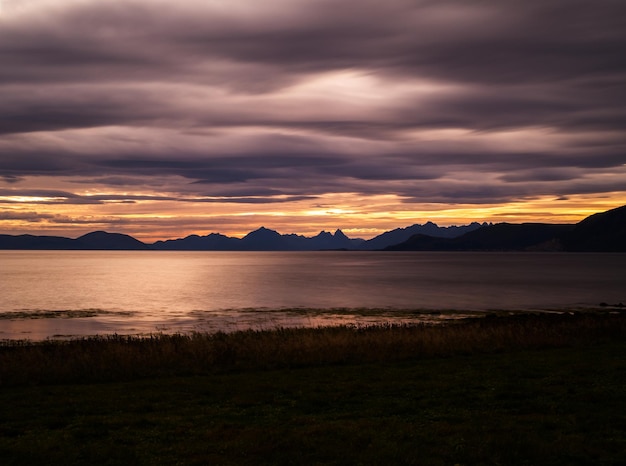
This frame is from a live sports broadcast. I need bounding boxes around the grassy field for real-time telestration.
[1,312,625,465]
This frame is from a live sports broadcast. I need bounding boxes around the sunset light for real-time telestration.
[2,4,626,460]
[0,0,625,241]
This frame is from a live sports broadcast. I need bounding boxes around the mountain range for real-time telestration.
[152,227,364,251]
[0,205,624,252]
[387,204,626,252]
[0,231,150,251]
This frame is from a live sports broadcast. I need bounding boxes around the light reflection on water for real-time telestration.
[1,251,625,340]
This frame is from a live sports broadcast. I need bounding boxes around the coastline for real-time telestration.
[2,310,625,385]
[1,304,625,342]
[1,311,625,465]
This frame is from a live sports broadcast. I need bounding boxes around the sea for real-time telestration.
[1,250,625,341]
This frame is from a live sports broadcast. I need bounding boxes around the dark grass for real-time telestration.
[1,312,626,465]
[2,312,625,386]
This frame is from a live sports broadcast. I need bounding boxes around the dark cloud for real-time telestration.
[0,0,625,219]
[0,153,80,174]
[499,168,584,183]
[1,175,23,183]
[0,189,168,204]
[0,210,55,222]
[0,187,315,206]
[183,195,317,204]
[0,189,81,199]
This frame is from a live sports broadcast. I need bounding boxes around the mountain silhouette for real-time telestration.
[561,204,626,252]
[152,233,240,250]
[150,227,364,251]
[0,234,79,250]
[0,231,149,250]
[76,231,150,250]
[238,226,366,250]
[385,223,574,251]
[360,221,485,250]
[384,206,626,251]
[311,229,360,250]
[0,205,623,251]
[240,227,291,250]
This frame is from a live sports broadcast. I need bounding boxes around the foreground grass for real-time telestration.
[2,312,626,385]
[1,313,626,465]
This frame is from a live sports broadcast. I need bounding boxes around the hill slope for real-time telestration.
[0,231,149,250]
[385,205,626,251]
[76,231,150,250]
[386,223,574,251]
[561,205,626,252]
[359,222,485,250]
[0,234,79,250]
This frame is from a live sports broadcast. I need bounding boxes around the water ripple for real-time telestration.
[0,309,136,320]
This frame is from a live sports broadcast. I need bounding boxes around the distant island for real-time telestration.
[1,204,625,252]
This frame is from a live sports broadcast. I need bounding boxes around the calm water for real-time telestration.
[1,251,625,340]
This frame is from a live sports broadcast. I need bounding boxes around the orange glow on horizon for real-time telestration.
[1,190,625,242]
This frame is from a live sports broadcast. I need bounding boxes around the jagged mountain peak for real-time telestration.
[2,206,623,251]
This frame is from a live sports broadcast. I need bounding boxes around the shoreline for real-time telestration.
[2,310,625,386]
[1,305,625,343]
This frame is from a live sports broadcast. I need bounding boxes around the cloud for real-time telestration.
[0,210,55,222]
[0,187,317,206]
[0,0,625,235]
[1,175,23,183]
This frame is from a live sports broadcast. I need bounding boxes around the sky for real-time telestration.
[1,0,625,241]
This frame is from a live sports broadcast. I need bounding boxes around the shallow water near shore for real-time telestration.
[1,251,625,340]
